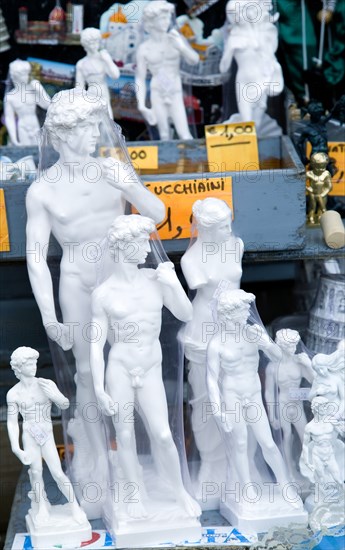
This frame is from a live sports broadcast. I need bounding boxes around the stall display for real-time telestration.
[219,0,284,136]
[25,89,165,517]
[76,28,120,119]
[135,0,199,140]
[4,60,50,146]
[207,289,307,531]
[6,346,91,549]
[180,198,243,508]
[89,214,201,546]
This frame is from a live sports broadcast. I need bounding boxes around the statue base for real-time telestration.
[26,504,92,549]
[220,485,308,533]
[104,501,201,548]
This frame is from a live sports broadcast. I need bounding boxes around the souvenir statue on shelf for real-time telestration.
[219,0,284,136]
[135,0,199,140]
[306,152,332,225]
[310,339,345,420]
[6,347,91,549]
[180,198,243,507]
[76,27,120,118]
[296,101,336,175]
[90,215,201,546]
[265,329,314,481]
[25,89,165,516]
[300,396,345,530]
[207,289,307,531]
[4,60,50,146]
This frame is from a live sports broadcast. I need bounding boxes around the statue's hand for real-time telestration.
[219,55,230,74]
[15,449,31,465]
[139,106,157,126]
[168,29,184,50]
[156,262,178,287]
[219,411,233,433]
[38,379,69,408]
[97,391,117,417]
[45,322,73,351]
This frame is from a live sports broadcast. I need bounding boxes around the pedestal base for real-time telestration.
[104,500,201,548]
[220,486,308,533]
[26,504,92,549]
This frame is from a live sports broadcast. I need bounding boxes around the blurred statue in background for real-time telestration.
[4,59,50,146]
[76,27,120,118]
[135,0,199,140]
[219,0,284,136]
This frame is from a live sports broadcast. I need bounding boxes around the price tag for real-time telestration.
[141,176,233,240]
[29,423,49,446]
[0,189,10,252]
[288,388,311,401]
[100,146,158,170]
[205,122,259,172]
[328,142,345,196]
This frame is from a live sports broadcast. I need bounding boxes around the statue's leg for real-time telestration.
[138,367,200,517]
[169,94,193,140]
[151,90,170,141]
[59,279,108,480]
[23,432,50,521]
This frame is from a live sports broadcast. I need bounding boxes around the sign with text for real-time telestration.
[205,121,259,172]
[0,189,10,252]
[100,145,158,170]
[142,176,233,240]
[306,142,345,196]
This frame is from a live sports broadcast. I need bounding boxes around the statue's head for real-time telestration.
[143,1,174,33]
[107,214,155,264]
[44,89,107,152]
[275,328,300,353]
[216,288,255,324]
[310,152,328,170]
[192,198,232,242]
[10,347,39,380]
[80,27,102,52]
[9,59,31,84]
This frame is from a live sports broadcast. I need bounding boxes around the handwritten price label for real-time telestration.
[0,189,10,252]
[100,146,158,170]
[141,176,233,240]
[328,142,345,196]
[205,122,259,172]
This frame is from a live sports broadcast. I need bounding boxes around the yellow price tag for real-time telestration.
[99,146,158,170]
[205,122,259,172]
[142,176,233,240]
[127,146,158,170]
[0,188,10,252]
[328,142,345,196]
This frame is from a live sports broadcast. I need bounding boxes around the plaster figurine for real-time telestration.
[6,347,91,549]
[25,90,165,514]
[4,60,50,146]
[180,198,243,503]
[299,396,344,529]
[265,329,314,480]
[306,152,333,225]
[310,339,345,420]
[207,289,306,530]
[219,0,283,135]
[135,0,199,140]
[90,215,201,544]
[76,27,120,119]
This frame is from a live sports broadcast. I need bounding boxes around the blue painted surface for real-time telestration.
[314,535,345,550]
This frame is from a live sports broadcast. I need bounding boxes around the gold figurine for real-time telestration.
[306,152,333,225]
